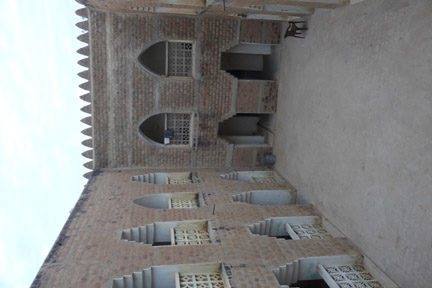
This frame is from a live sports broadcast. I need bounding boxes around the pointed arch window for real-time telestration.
[133,192,200,209]
[138,41,193,77]
[132,172,201,184]
[139,113,192,146]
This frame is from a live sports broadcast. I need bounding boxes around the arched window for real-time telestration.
[139,113,192,146]
[133,192,200,209]
[132,172,201,184]
[138,41,193,77]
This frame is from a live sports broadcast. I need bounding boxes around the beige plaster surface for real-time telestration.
[274,1,432,287]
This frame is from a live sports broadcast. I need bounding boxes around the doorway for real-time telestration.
[218,113,273,146]
[221,43,279,80]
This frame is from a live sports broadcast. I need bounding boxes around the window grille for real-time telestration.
[289,223,331,240]
[252,176,278,184]
[170,198,198,209]
[167,42,193,77]
[177,272,225,288]
[173,222,210,246]
[166,172,193,184]
[169,192,199,209]
[167,177,193,184]
[166,113,191,145]
[321,264,383,288]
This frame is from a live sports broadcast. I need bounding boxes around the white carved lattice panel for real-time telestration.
[252,176,278,184]
[323,264,383,288]
[174,223,210,246]
[168,42,193,77]
[289,223,331,239]
[167,177,193,184]
[170,198,198,209]
[167,114,191,145]
[178,272,225,288]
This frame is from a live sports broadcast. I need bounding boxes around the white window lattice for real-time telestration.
[323,264,383,288]
[252,176,278,184]
[178,272,225,288]
[173,223,210,246]
[166,173,193,184]
[167,177,193,184]
[167,113,191,145]
[167,42,193,77]
[170,198,198,209]
[289,223,331,240]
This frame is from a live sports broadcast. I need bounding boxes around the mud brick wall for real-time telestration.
[236,80,278,113]
[87,9,282,170]
[32,169,356,287]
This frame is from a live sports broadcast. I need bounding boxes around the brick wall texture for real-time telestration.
[88,9,281,170]
[32,169,357,287]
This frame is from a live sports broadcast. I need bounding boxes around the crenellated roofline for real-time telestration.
[76,5,93,179]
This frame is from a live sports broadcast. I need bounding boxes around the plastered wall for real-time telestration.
[274,1,432,287]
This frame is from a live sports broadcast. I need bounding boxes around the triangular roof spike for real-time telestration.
[79,81,90,91]
[77,46,89,56]
[78,58,90,68]
[75,7,88,18]
[83,161,94,169]
[80,93,91,102]
[81,127,92,136]
[77,33,89,43]
[83,171,93,179]
[80,104,92,114]
[82,150,93,159]
[80,116,92,126]
[78,70,89,80]
[76,20,89,30]
[82,138,93,148]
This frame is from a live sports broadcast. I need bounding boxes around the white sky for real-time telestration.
[0,1,87,287]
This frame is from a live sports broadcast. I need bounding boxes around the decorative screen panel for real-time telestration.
[167,173,193,184]
[168,42,193,77]
[167,114,191,145]
[170,198,198,209]
[252,176,278,184]
[174,222,210,246]
[323,264,383,288]
[289,223,331,240]
[178,272,225,288]
[167,177,193,184]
